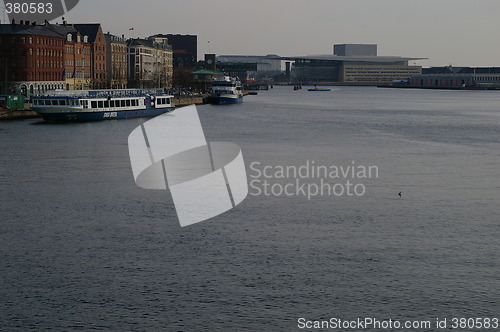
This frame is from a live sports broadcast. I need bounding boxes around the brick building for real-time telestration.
[0,21,65,98]
[73,24,107,89]
[46,22,92,90]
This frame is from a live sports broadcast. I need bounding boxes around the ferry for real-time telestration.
[31,89,175,121]
[208,76,243,104]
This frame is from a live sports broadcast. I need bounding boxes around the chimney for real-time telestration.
[20,20,24,25]
[26,21,30,26]
[32,22,36,26]
[11,19,16,25]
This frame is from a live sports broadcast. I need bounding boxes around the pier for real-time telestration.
[0,109,39,120]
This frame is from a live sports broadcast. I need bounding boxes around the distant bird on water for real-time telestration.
[398,192,402,198]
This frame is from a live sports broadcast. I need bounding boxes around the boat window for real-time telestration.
[166,98,170,104]
[91,101,97,108]
[131,100,136,107]
[104,100,109,108]
[51,100,58,105]
[110,100,115,108]
[44,100,50,106]
[98,101,104,108]
[126,100,131,107]
[121,100,125,107]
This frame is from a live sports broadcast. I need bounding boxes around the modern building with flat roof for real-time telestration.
[283,43,425,84]
[334,44,377,57]
[284,54,425,84]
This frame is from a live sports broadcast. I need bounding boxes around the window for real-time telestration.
[120,100,125,107]
[126,100,131,107]
[51,100,58,105]
[98,101,104,108]
[91,101,97,108]
[104,100,109,108]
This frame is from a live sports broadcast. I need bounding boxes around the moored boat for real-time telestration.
[32,89,175,121]
[208,76,243,104]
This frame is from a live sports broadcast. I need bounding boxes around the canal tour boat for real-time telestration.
[32,89,175,121]
[208,76,244,104]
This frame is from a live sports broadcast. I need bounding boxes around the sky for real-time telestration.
[40,0,500,67]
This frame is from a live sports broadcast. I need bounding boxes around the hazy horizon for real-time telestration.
[4,0,500,68]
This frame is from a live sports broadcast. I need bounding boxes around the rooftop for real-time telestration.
[281,54,427,63]
[0,23,65,38]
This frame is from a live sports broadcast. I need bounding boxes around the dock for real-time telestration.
[0,109,39,120]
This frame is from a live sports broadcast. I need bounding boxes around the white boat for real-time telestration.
[208,76,243,104]
[32,89,175,121]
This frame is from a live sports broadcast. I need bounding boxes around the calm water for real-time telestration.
[1,87,499,331]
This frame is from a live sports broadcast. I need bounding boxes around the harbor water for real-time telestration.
[1,86,499,331]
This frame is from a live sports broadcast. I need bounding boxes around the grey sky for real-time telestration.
[57,0,500,67]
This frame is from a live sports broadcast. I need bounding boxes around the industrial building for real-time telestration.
[409,66,500,89]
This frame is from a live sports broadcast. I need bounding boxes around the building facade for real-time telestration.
[73,24,107,89]
[410,67,500,89]
[149,36,173,89]
[334,44,378,57]
[217,54,281,81]
[46,22,92,90]
[289,55,423,84]
[105,33,127,89]
[0,22,65,98]
[151,34,197,88]
[127,38,173,89]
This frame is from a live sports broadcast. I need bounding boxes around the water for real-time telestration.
[1,87,499,331]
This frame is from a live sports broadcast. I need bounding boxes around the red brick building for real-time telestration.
[46,22,92,90]
[73,24,107,89]
[0,21,65,98]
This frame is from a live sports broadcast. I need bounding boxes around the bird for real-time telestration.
[398,192,402,198]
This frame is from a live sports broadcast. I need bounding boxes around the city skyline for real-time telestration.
[28,0,500,68]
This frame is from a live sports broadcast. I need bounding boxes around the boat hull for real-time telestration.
[208,96,243,105]
[35,107,175,121]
